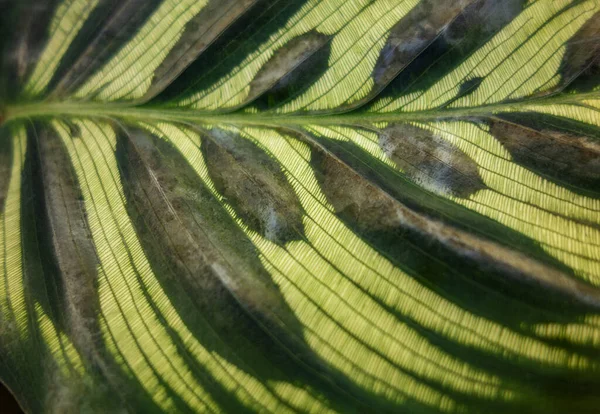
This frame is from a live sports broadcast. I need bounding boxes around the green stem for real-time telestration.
[3,91,598,126]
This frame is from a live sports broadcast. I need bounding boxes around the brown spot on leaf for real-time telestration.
[489,118,600,190]
[313,150,401,232]
[247,30,331,105]
[117,125,326,383]
[380,123,486,198]
[561,11,600,88]
[444,0,526,45]
[36,125,102,362]
[374,0,475,86]
[203,128,304,244]
[310,143,600,310]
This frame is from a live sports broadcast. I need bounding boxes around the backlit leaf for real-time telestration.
[1,1,600,413]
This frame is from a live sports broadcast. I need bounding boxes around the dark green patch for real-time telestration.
[30,122,108,361]
[202,127,305,244]
[146,0,257,101]
[22,124,66,331]
[443,76,484,106]
[0,0,61,100]
[251,31,331,111]
[0,126,12,213]
[306,128,576,276]
[310,142,592,325]
[561,11,600,92]
[373,0,526,106]
[155,0,308,104]
[489,118,600,197]
[65,119,82,139]
[48,0,163,98]
[373,0,476,87]
[380,123,486,198]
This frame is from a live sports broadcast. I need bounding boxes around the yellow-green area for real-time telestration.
[180,0,420,111]
[373,0,598,112]
[52,119,334,414]
[74,0,208,101]
[1,0,600,411]
[141,121,600,411]
[0,126,28,338]
[24,0,99,95]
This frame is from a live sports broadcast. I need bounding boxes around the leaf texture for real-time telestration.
[1,0,600,413]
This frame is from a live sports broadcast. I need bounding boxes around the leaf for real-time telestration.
[1,0,600,413]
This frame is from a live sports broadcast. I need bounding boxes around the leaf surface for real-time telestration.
[1,1,600,413]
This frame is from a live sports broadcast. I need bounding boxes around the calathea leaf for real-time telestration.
[1,0,600,413]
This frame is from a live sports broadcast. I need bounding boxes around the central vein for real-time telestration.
[2,91,597,126]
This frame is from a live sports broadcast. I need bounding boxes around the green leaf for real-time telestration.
[1,0,600,413]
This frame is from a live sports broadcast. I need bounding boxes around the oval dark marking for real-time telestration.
[380,123,486,198]
[375,0,526,104]
[49,0,163,98]
[203,128,305,245]
[309,140,600,311]
[561,11,600,92]
[116,125,374,413]
[247,30,331,108]
[147,0,257,101]
[489,118,600,194]
[156,0,308,104]
[373,0,476,87]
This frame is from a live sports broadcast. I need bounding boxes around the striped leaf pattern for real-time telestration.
[1,0,600,412]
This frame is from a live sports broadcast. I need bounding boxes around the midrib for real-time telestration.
[2,91,598,126]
